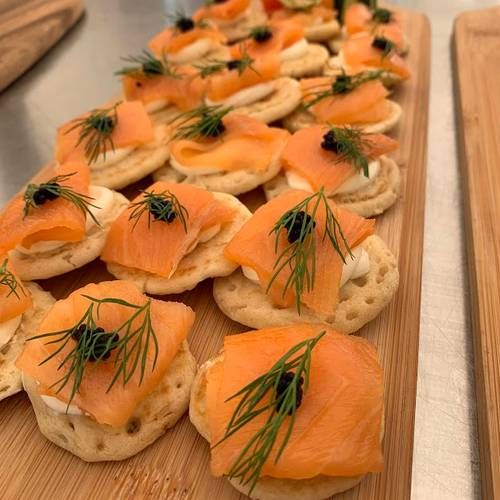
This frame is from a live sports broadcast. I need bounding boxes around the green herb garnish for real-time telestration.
[0,258,25,300]
[213,330,326,494]
[23,173,100,226]
[302,70,383,110]
[372,8,392,24]
[65,105,118,164]
[170,104,232,141]
[321,127,371,177]
[336,0,378,25]
[267,189,352,313]
[195,50,256,79]
[28,295,159,409]
[115,50,179,79]
[128,189,189,231]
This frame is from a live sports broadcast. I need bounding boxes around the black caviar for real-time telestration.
[372,36,393,53]
[71,324,120,362]
[251,26,273,43]
[32,183,60,206]
[284,211,316,244]
[176,17,195,32]
[321,130,341,153]
[276,371,304,414]
[149,198,178,223]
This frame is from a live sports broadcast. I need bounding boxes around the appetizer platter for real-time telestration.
[0,1,430,499]
[454,6,500,498]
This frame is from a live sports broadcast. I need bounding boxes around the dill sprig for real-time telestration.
[195,50,256,79]
[128,189,189,231]
[194,59,228,79]
[0,258,26,300]
[28,295,159,409]
[322,127,372,177]
[23,173,100,226]
[372,8,393,24]
[170,104,232,141]
[115,50,179,79]
[65,104,118,164]
[267,188,352,313]
[213,330,326,494]
[302,70,383,110]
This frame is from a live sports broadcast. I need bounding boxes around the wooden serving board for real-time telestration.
[0,7,430,500]
[0,0,84,92]
[454,8,500,499]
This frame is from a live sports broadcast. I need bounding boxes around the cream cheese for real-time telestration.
[16,186,114,256]
[170,223,222,277]
[198,223,221,243]
[280,39,309,61]
[90,146,135,171]
[145,99,169,113]
[206,82,275,108]
[169,38,219,64]
[285,159,380,195]
[339,246,370,287]
[40,395,84,416]
[242,245,370,289]
[336,50,374,74]
[334,160,380,194]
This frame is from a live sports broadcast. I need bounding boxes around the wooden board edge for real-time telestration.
[0,6,433,499]
[0,0,85,93]
[399,11,431,498]
[452,10,498,500]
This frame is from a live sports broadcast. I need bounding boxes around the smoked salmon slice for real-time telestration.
[16,280,195,427]
[194,0,251,21]
[170,114,290,173]
[0,162,89,253]
[281,125,399,195]
[271,4,335,26]
[344,4,405,51]
[206,54,281,102]
[237,20,305,58]
[301,77,391,125]
[342,34,410,79]
[344,3,373,33]
[224,189,375,314]
[207,324,384,478]
[55,101,154,165]
[101,182,234,277]
[122,65,207,111]
[0,258,32,323]
[149,24,227,57]
[261,0,282,13]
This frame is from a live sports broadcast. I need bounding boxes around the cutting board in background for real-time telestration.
[0,6,430,500]
[0,0,84,92]
[454,7,500,500]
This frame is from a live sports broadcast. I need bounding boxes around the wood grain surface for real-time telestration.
[0,7,430,500]
[454,8,500,499]
[0,0,84,92]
